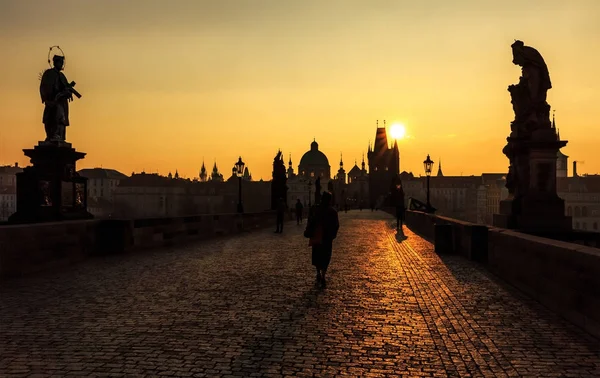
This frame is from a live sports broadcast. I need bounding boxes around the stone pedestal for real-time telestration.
[494,129,571,233]
[8,141,93,224]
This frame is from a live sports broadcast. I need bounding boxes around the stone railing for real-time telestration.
[0,211,276,279]
[403,209,600,339]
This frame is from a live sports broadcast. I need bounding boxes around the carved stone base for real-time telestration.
[494,129,571,233]
[495,197,571,233]
[8,142,93,224]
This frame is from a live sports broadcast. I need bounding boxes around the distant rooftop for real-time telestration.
[78,168,129,180]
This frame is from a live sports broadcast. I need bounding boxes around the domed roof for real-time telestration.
[299,140,330,167]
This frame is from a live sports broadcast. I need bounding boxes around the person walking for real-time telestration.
[304,191,339,288]
[275,197,286,233]
[295,199,304,225]
[391,176,406,231]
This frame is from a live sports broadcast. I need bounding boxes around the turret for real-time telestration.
[287,153,295,178]
[361,153,366,173]
[337,153,346,184]
[199,160,208,182]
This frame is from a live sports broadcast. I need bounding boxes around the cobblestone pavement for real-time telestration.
[2,211,600,377]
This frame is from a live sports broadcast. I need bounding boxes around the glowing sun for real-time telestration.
[390,123,406,139]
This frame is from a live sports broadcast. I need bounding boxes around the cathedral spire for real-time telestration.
[340,153,343,168]
[437,158,444,177]
[288,153,292,167]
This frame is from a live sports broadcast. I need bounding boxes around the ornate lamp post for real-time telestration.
[423,154,434,209]
[308,179,312,207]
[235,156,245,213]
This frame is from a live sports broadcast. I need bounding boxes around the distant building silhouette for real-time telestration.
[78,168,128,218]
[0,163,22,221]
[298,140,331,180]
[367,120,399,207]
[287,140,332,207]
[113,171,270,218]
[345,156,369,208]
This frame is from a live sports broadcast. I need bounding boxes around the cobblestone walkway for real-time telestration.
[2,211,600,377]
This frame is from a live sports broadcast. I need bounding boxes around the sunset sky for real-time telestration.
[1,0,599,179]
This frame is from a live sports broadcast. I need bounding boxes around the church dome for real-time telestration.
[299,140,330,167]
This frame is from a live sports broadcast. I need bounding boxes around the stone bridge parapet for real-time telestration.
[0,211,275,279]
[400,209,600,339]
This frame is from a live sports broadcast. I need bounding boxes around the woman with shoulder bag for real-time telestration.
[304,191,339,288]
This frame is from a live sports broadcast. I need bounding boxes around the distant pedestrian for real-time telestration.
[295,199,304,225]
[275,198,286,233]
[391,175,406,230]
[304,191,339,288]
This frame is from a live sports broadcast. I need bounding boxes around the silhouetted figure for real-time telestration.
[314,176,321,205]
[40,54,81,142]
[295,199,304,225]
[275,197,286,233]
[304,191,339,288]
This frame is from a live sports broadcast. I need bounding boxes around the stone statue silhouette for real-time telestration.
[271,150,288,209]
[508,40,552,135]
[39,54,81,142]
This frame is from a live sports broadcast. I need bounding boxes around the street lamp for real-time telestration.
[423,154,434,209]
[308,179,312,207]
[234,156,245,213]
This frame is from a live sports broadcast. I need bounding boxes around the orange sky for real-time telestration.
[1,0,599,179]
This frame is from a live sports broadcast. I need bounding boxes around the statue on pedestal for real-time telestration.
[271,150,288,210]
[39,46,82,143]
[9,46,91,224]
[494,40,570,233]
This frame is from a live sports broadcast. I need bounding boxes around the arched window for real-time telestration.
[575,221,580,229]
[575,206,581,217]
[567,206,572,216]
[594,222,598,230]
[583,223,588,230]
[582,207,588,217]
